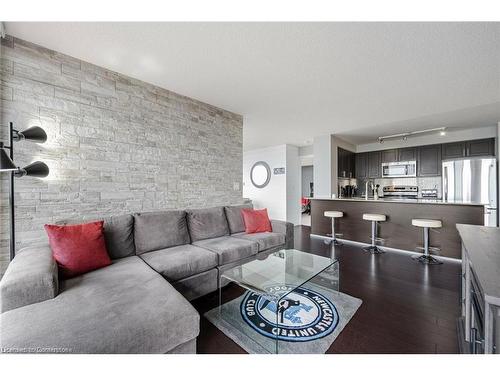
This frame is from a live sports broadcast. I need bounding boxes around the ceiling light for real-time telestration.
[440,130,446,136]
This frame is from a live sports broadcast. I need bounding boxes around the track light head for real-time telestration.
[15,126,47,143]
[15,161,49,178]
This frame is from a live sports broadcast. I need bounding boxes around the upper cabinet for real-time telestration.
[355,152,368,179]
[381,147,416,163]
[417,144,442,177]
[467,138,495,157]
[338,147,356,178]
[381,149,398,163]
[398,147,417,161]
[442,142,466,159]
[368,151,381,178]
[442,138,495,159]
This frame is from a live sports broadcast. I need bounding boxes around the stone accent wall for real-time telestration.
[0,35,243,276]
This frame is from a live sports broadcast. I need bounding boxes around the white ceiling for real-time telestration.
[5,22,500,150]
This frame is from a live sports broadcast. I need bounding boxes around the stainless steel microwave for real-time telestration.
[381,161,417,178]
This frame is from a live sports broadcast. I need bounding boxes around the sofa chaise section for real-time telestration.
[0,253,199,353]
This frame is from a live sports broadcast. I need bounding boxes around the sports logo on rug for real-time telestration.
[240,285,339,342]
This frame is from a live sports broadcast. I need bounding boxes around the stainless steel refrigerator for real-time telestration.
[442,157,497,226]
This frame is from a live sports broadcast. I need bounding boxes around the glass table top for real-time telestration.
[220,249,337,300]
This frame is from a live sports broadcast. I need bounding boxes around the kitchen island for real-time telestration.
[311,197,485,259]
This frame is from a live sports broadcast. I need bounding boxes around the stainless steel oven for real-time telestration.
[381,161,417,178]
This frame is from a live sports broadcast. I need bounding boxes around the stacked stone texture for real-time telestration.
[0,36,243,276]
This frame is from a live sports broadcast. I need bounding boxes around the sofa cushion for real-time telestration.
[232,232,285,251]
[139,244,218,282]
[103,214,135,259]
[0,256,199,354]
[224,204,253,234]
[45,221,112,279]
[193,236,258,265]
[134,211,190,255]
[186,207,229,242]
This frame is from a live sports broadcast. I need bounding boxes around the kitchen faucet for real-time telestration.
[365,179,374,200]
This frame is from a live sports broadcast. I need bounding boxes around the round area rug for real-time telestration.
[240,285,339,342]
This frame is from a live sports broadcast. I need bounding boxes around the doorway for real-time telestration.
[301,165,313,226]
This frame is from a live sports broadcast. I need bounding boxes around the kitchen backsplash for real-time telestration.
[357,176,442,198]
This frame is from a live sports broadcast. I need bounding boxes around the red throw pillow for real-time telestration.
[44,221,111,278]
[241,208,272,234]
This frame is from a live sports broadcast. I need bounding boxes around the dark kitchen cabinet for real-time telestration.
[382,147,416,163]
[467,138,495,157]
[368,151,381,178]
[442,142,466,159]
[417,144,442,177]
[338,147,355,178]
[442,138,495,159]
[381,149,398,163]
[355,152,368,179]
[398,147,417,161]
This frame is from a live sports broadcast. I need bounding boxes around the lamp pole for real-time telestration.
[9,121,15,260]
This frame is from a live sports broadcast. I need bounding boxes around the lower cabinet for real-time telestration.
[461,248,499,354]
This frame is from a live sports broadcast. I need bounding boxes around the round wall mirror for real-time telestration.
[250,161,271,188]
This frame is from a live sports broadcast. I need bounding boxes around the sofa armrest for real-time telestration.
[271,220,294,249]
[0,245,59,313]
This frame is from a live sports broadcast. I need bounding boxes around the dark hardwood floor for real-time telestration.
[192,225,462,354]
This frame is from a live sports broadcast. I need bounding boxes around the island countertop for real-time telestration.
[310,197,486,206]
[457,224,500,305]
[311,198,485,259]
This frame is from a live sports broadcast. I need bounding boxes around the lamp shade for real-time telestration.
[15,161,49,178]
[0,147,17,172]
[18,126,47,143]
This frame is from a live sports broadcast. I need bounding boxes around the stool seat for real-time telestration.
[324,211,343,218]
[363,213,386,222]
[412,219,442,228]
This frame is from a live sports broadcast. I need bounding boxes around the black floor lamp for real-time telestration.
[0,122,49,260]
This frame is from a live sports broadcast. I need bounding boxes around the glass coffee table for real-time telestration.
[217,249,339,354]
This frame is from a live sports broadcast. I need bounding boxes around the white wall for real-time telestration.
[313,135,332,198]
[243,144,301,225]
[286,145,301,225]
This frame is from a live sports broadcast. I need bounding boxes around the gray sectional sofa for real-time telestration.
[0,204,294,354]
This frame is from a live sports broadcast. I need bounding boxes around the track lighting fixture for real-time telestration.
[377,127,446,143]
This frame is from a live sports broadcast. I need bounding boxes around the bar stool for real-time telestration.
[411,219,442,265]
[324,211,344,245]
[362,213,386,254]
